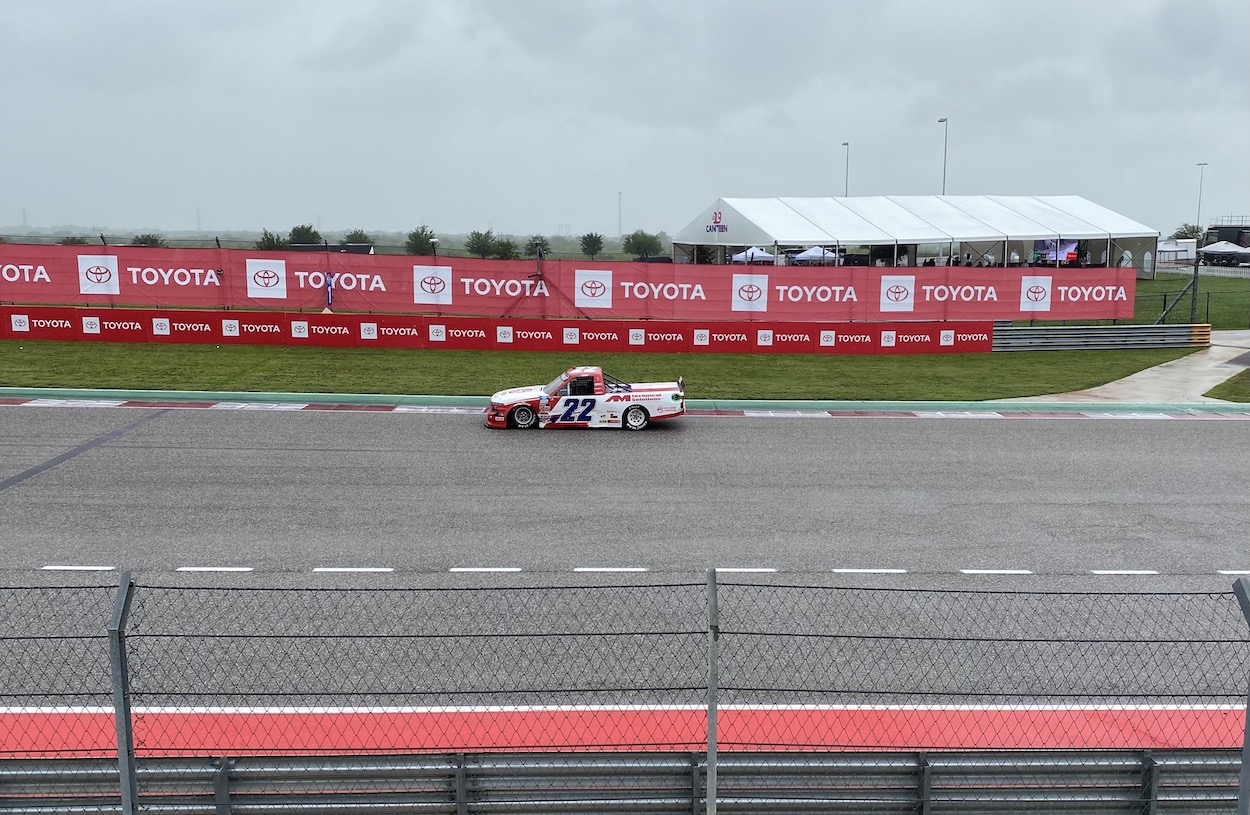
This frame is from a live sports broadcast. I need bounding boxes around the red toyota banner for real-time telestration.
[1,307,993,354]
[0,244,1135,321]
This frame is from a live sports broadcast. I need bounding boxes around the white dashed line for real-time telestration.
[448,567,523,573]
[1218,570,1250,575]
[41,565,115,572]
[312,567,395,573]
[832,568,908,574]
[573,567,649,573]
[715,567,777,573]
[960,569,1033,575]
[175,566,254,573]
[1090,569,1159,575]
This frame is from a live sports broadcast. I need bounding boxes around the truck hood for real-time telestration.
[489,385,547,405]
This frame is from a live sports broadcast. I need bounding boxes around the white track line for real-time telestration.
[715,567,777,573]
[175,566,254,573]
[41,565,115,571]
[832,568,908,574]
[960,569,1033,575]
[312,567,394,573]
[448,567,523,573]
[1218,570,1250,575]
[1090,569,1159,575]
[573,567,649,573]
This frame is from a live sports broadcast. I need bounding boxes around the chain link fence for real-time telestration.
[2,575,1249,813]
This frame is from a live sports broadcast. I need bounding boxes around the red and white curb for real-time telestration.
[3,397,1249,420]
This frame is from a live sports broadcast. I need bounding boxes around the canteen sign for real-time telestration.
[0,244,1135,321]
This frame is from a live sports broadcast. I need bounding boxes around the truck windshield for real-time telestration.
[543,372,570,394]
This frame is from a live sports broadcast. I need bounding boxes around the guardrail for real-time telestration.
[0,749,1240,814]
[993,323,1211,351]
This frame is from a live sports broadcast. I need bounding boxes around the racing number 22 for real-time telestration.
[558,398,595,422]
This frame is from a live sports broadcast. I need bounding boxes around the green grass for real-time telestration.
[1206,369,1250,403]
[0,340,1200,401]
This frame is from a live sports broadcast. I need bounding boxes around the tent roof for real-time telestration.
[673,195,1158,247]
[1199,240,1250,254]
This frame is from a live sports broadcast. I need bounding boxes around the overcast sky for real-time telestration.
[2,0,1246,239]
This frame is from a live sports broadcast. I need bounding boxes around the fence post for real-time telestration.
[109,571,139,815]
[1233,577,1250,815]
[706,568,720,815]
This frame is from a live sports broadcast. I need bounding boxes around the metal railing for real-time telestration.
[993,323,1211,351]
[2,575,1249,814]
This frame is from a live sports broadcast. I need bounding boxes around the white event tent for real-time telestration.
[673,195,1160,276]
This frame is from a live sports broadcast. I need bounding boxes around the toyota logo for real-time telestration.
[13,317,27,329]
[1025,285,1048,302]
[84,265,112,284]
[420,275,446,294]
[580,280,606,298]
[885,284,910,302]
[737,284,762,301]
[252,269,280,288]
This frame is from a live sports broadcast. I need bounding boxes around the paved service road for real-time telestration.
[1,406,1247,588]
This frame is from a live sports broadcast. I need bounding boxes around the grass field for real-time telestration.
[0,340,1201,401]
[1123,272,1250,329]
[1207,369,1250,403]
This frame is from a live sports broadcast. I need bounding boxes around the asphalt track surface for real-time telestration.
[0,405,1247,589]
[3,405,1249,755]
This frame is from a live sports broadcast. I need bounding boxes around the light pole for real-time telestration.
[938,117,949,195]
[617,192,622,237]
[841,142,849,197]
[1195,162,1208,232]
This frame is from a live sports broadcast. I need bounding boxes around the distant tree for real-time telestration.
[1170,223,1204,240]
[254,229,289,250]
[465,229,495,258]
[58,236,90,245]
[695,245,715,264]
[342,228,374,246]
[621,229,663,259]
[580,232,604,260]
[525,234,551,258]
[289,224,323,245]
[405,225,438,255]
[492,238,520,260]
[130,233,167,247]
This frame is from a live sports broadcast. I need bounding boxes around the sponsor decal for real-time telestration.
[127,267,221,287]
[515,329,552,340]
[10,314,29,332]
[295,271,385,291]
[879,275,915,312]
[774,332,811,343]
[82,316,100,335]
[757,329,773,346]
[1019,276,1052,312]
[1057,285,1127,302]
[311,325,349,335]
[619,282,706,300]
[414,266,453,305]
[705,210,728,233]
[711,331,748,343]
[222,319,240,337]
[582,331,619,341]
[291,321,309,338]
[880,330,895,347]
[646,332,683,342]
[78,255,120,295]
[2,263,52,283]
[429,324,446,342]
[447,328,485,338]
[360,322,377,340]
[775,284,857,303]
[496,326,513,343]
[563,327,580,345]
[629,328,645,346]
[605,394,631,403]
[820,330,836,347]
[380,326,421,336]
[575,269,613,309]
[152,318,171,336]
[246,259,287,299]
[171,321,211,333]
[693,329,710,346]
[958,331,990,341]
[921,284,997,302]
[459,277,550,297]
[896,332,932,343]
[732,273,769,312]
[940,329,955,346]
